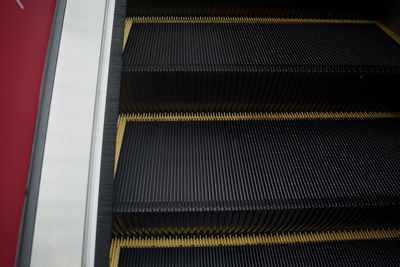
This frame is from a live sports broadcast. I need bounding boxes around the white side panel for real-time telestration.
[30,0,115,266]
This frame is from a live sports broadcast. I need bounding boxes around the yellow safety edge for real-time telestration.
[376,21,400,45]
[129,16,375,24]
[110,229,400,267]
[114,111,400,175]
[123,17,133,50]
[120,111,400,121]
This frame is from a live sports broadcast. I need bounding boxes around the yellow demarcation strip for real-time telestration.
[110,229,400,267]
[114,114,127,175]
[113,111,400,175]
[120,111,400,122]
[376,21,400,45]
[123,17,134,50]
[129,16,375,24]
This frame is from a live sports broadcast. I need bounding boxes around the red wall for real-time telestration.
[0,1,55,266]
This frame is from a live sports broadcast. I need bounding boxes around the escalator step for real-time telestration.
[113,113,400,236]
[121,19,400,112]
[113,236,400,267]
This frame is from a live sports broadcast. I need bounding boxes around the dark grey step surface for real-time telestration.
[113,117,400,235]
[122,22,400,112]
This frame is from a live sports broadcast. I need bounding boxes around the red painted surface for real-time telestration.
[0,1,55,266]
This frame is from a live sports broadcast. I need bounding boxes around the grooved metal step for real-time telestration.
[113,113,400,236]
[126,1,388,19]
[121,18,400,112]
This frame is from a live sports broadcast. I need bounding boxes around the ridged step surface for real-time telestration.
[113,115,400,235]
[121,21,400,112]
[116,239,400,267]
[126,1,388,18]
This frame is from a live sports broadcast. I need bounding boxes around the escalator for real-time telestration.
[107,1,400,266]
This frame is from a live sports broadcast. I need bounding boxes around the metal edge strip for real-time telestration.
[15,1,68,266]
[92,0,126,266]
[81,0,117,265]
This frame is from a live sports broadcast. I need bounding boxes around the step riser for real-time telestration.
[121,71,399,112]
[113,207,400,236]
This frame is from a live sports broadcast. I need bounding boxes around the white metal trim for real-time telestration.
[30,0,114,265]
